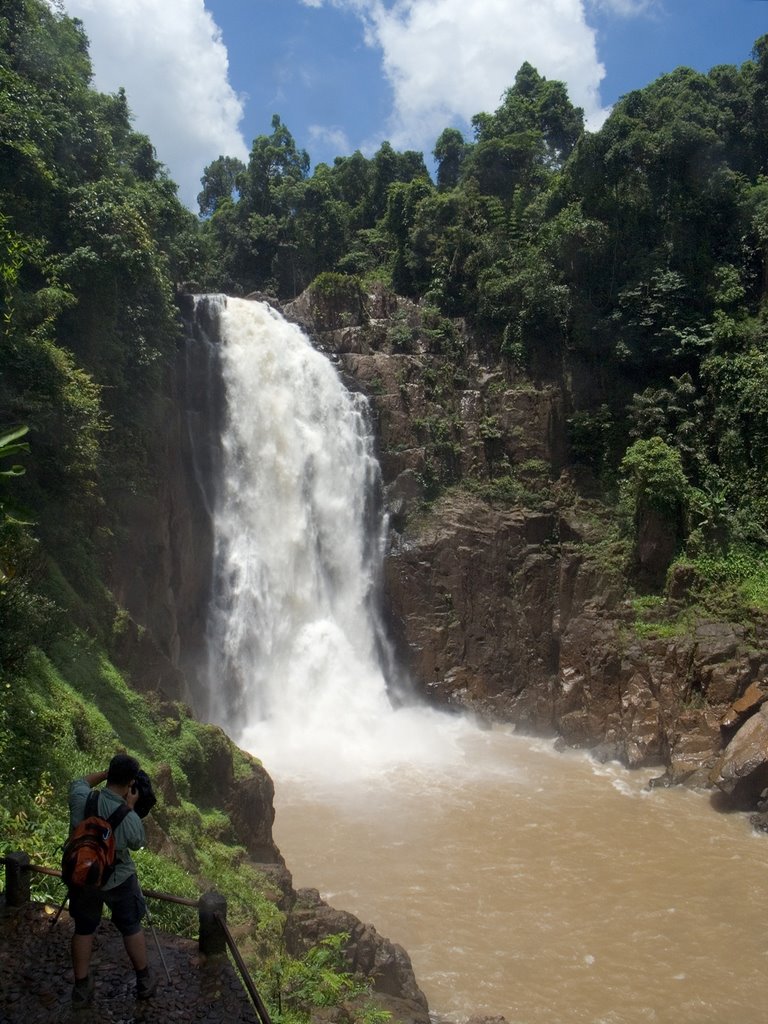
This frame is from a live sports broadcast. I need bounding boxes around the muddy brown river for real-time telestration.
[270,726,768,1024]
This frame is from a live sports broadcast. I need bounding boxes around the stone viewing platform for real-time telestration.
[0,899,260,1024]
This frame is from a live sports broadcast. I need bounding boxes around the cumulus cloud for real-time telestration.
[309,125,353,155]
[59,0,248,208]
[587,0,659,15]
[303,0,612,152]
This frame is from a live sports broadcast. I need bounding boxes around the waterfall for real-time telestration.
[203,296,465,782]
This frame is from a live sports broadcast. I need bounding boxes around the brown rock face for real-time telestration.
[634,507,680,589]
[117,284,768,831]
[385,494,560,725]
[710,704,768,806]
[226,766,281,863]
[107,294,224,710]
[388,490,768,784]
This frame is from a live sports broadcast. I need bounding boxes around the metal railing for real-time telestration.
[1,851,272,1024]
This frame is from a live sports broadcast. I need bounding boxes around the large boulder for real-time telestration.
[225,764,281,863]
[283,276,368,332]
[710,704,768,806]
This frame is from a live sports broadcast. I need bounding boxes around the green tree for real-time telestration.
[241,114,309,216]
[433,127,468,191]
[197,155,246,217]
[620,437,690,585]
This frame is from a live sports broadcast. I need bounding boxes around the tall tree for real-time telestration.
[198,155,246,217]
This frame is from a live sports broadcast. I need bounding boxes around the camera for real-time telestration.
[130,769,157,819]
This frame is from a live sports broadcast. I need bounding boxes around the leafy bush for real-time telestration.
[263,933,388,1024]
[619,438,690,522]
[673,545,768,614]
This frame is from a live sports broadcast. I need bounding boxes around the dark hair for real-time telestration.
[107,753,140,786]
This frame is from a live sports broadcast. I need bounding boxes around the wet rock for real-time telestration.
[186,723,235,805]
[244,290,282,310]
[720,679,768,730]
[153,761,181,807]
[666,707,723,787]
[284,280,368,333]
[0,903,259,1023]
[667,562,698,600]
[226,765,281,863]
[634,508,679,589]
[710,704,768,806]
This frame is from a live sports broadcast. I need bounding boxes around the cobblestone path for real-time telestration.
[0,900,260,1024]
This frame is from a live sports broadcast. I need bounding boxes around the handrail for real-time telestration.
[214,911,273,1024]
[3,853,273,1023]
[0,858,199,908]
[143,889,199,908]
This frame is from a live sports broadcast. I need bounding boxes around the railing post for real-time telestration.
[198,890,227,956]
[4,852,31,908]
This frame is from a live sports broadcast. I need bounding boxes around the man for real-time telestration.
[67,753,157,1008]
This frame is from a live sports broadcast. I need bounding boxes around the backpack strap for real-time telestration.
[84,789,100,819]
[106,803,131,830]
[83,788,132,830]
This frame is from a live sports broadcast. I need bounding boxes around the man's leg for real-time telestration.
[71,933,95,980]
[108,877,158,1000]
[122,929,148,971]
[124,930,157,999]
[69,887,101,1006]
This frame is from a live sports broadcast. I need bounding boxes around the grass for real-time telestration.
[622,544,768,640]
[680,544,768,611]
[628,592,690,639]
[632,619,689,640]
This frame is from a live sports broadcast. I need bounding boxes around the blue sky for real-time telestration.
[57,0,768,208]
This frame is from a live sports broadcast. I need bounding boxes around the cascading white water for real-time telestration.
[205,296,469,782]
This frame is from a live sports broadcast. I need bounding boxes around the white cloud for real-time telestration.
[309,125,352,155]
[588,0,659,15]
[59,0,248,208]
[305,0,612,152]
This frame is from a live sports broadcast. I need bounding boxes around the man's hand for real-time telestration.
[125,783,140,811]
[83,769,109,787]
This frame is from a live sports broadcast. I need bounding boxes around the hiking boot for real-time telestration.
[71,974,94,1010]
[136,969,158,1000]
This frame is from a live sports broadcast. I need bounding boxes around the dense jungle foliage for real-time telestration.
[1,0,768,1012]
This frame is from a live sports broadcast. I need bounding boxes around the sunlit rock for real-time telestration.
[720,678,768,730]
[710,704,768,805]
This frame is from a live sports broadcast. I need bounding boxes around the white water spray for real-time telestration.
[205,296,473,783]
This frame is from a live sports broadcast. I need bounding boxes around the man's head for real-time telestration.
[107,753,140,788]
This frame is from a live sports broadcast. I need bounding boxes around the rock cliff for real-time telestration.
[283,282,768,809]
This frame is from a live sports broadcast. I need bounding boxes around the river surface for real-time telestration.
[270,726,768,1024]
